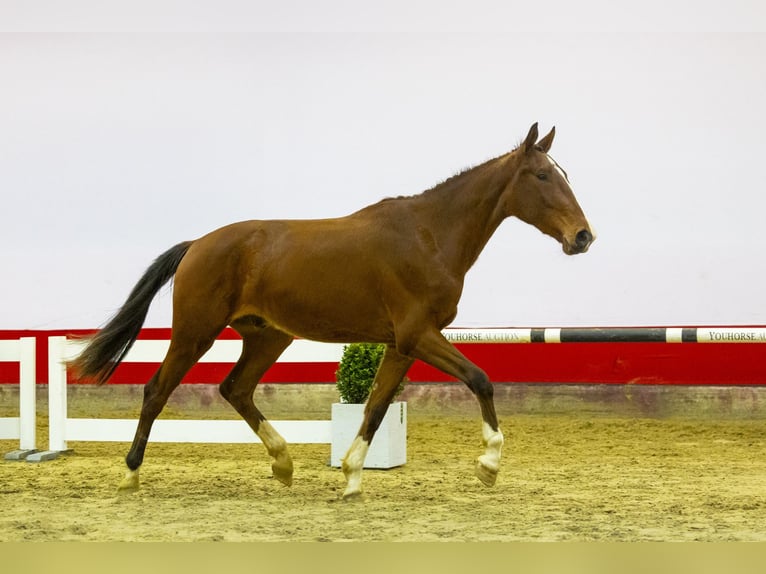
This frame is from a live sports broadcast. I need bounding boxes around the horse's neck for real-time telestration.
[416,154,515,277]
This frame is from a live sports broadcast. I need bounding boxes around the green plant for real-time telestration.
[335,343,385,403]
[335,342,407,404]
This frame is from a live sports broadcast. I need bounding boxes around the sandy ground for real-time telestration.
[3,411,766,542]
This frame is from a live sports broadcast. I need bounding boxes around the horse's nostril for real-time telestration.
[575,229,592,248]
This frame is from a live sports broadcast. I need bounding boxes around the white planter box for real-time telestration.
[330,401,407,469]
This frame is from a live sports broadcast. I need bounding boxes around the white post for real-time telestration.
[47,336,68,452]
[18,337,36,451]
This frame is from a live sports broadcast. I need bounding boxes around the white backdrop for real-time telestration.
[2,2,765,329]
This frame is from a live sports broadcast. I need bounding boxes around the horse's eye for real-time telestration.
[536,172,548,181]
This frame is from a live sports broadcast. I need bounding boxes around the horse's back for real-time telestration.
[168,210,452,343]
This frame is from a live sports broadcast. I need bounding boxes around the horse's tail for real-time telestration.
[69,241,193,385]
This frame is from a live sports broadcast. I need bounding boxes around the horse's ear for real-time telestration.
[536,126,556,153]
[523,122,539,154]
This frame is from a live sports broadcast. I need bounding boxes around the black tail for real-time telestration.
[70,241,193,385]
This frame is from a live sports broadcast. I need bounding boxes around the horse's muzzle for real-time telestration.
[564,229,594,255]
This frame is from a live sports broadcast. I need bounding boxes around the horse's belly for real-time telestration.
[249,281,395,344]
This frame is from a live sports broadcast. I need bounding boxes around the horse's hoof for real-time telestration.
[475,458,498,487]
[272,459,294,487]
[117,469,140,492]
[341,489,365,502]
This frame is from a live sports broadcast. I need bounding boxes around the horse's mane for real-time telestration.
[377,151,514,205]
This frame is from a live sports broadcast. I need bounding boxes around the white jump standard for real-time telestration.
[1,337,37,461]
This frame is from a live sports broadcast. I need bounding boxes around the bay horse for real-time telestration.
[71,123,594,499]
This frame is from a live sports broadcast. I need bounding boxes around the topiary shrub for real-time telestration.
[335,343,385,403]
[335,343,408,403]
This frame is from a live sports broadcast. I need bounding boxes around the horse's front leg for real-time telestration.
[341,346,413,500]
[341,436,370,499]
[411,329,504,487]
[476,421,504,487]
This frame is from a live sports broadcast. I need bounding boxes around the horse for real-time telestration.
[70,122,594,499]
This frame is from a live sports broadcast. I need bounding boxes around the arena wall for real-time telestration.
[0,327,764,387]
[2,327,766,419]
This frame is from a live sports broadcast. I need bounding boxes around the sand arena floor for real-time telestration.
[3,406,766,541]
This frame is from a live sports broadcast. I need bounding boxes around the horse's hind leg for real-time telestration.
[219,321,295,486]
[120,330,221,492]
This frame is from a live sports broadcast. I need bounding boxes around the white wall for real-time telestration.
[2,3,765,329]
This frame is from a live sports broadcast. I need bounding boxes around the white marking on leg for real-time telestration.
[118,466,140,491]
[341,435,370,498]
[478,421,504,473]
[256,420,287,457]
[257,420,293,485]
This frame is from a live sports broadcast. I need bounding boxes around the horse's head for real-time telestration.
[505,123,594,255]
